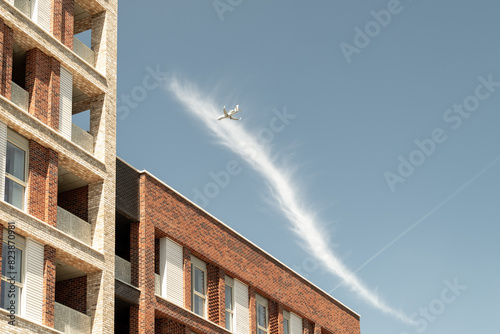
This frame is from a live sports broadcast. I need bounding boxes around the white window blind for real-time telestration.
[234,279,249,334]
[59,67,73,140]
[23,239,44,323]
[159,237,184,307]
[35,0,51,32]
[290,312,302,334]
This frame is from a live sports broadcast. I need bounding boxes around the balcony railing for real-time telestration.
[73,37,95,67]
[54,302,91,334]
[155,273,161,295]
[115,255,131,284]
[71,124,94,154]
[57,206,91,245]
[13,0,31,18]
[11,82,29,112]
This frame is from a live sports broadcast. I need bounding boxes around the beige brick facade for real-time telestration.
[0,0,117,333]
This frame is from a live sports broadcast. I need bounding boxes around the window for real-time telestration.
[4,130,28,210]
[225,276,234,331]
[1,228,25,315]
[256,294,268,334]
[191,256,207,317]
[283,310,290,334]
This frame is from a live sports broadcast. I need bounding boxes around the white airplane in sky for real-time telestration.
[217,105,241,121]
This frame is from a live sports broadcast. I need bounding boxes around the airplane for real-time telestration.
[217,105,242,121]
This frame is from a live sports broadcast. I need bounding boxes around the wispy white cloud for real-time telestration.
[167,78,414,324]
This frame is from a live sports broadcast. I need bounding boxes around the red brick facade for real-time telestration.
[58,186,89,222]
[55,276,87,314]
[0,18,13,100]
[207,263,225,326]
[25,49,61,131]
[42,245,56,327]
[52,0,74,49]
[27,140,58,227]
[127,172,360,334]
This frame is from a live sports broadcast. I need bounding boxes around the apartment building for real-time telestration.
[0,0,117,333]
[0,0,361,333]
[115,158,360,334]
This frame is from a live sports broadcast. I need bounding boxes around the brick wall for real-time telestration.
[0,18,13,100]
[43,245,56,327]
[25,49,61,131]
[207,263,225,327]
[58,186,88,222]
[268,300,279,334]
[155,318,188,334]
[55,275,87,314]
[139,173,360,334]
[51,0,74,49]
[27,141,58,227]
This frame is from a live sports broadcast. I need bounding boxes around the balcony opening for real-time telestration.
[11,43,29,111]
[73,2,94,67]
[57,167,91,245]
[55,261,91,334]
[115,212,133,285]
[114,298,131,333]
[71,86,94,153]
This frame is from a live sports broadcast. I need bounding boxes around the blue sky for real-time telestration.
[112,1,500,333]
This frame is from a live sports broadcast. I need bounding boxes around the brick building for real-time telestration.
[0,0,117,333]
[0,0,360,333]
[115,158,360,334]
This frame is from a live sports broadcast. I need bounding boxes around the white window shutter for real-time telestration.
[0,121,7,197]
[59,67,73,140]
[290,312,302,334]
[159,237,184,307]
[23,239,44,323]
[35,0,51,32]
[234,279,249,334]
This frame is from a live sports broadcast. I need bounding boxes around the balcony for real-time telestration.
[13,0,31,18]
[10,81,29,112]
[71,123,94,154]
[115,255,131,285]
[54,302,91,334]
[73,37,95,67]
[57,206,91,245]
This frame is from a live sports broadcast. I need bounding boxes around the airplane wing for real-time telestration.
[230,116,240,120]
[223,107,228,117]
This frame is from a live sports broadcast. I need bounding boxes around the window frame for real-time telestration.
[1,228,26,315]
[225,275,234,331]
[191,256,207,318]
[256,294,269,334]
[283,309,290,334]
[4,130,28,211]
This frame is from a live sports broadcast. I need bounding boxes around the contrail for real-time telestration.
[167,78,414,324]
